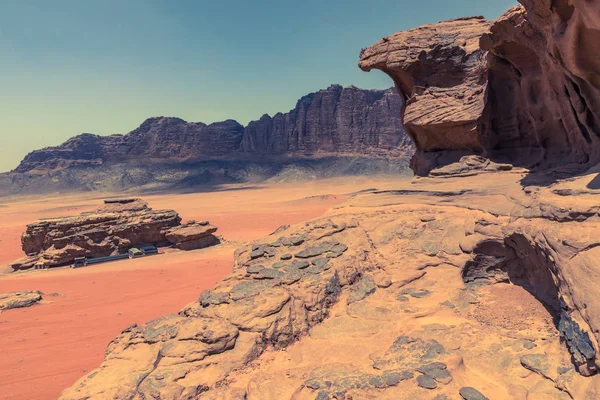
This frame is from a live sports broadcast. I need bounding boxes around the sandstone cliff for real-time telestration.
[12,86,410,175]
[359,2,600,175]
[241,85,410,157]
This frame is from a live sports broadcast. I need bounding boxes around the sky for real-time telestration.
[0,0,515,172]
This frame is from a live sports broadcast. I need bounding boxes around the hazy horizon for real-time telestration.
[0,0,515,172]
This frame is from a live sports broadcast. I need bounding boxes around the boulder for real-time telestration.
[165,222,219,251]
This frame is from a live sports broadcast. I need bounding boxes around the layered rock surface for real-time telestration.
[0,291,42,310]
[12,86,410,175]
[59,170,600,399]
[241,85,410,156]
[359,2,600,175]
[10,199,219,270]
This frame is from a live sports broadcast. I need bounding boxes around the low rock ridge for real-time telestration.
[12,85,411,174]
[0,291,43,310]
[360,2,600,176]
[10,198,219,271]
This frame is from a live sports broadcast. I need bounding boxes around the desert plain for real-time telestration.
[0,176,408,400]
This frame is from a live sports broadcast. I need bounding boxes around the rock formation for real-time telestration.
[59,170,600,399]
[11,86,410,175]
[241,85,410,157]
[359,2,600,175]
[10,199,219,270]
[13,120,246,173]
[0,85,412,195]
[165,220,219,251]
[0,291,43,310]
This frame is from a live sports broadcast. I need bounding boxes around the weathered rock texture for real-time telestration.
[14,120,245,173]
[165,221,219,251]
[12,86,410,175]
[10,199,219,270]
[0,291,42,310]
[59,170,600,399]
[241,85,410,156]
[359,2,600,175]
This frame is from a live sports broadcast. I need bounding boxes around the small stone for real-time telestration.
[523,341,536,350]
[290,236,305,246]
[417,362,447,373]
[291,260,310,269]
[272,262,288,269]
[330,243,348,254]
[397,295,409,302]
[420,216,436,222]
[381,371,413,386]
[281,270,302,285]
[417,374,437,389]
[306,262,331,274]
[250,248,265,259]
[256,268,284,280]
[312,258,329,268]
[459,387,489,400]
[278,237,293,246]
[326,251,343,259]
[198,220,209,226]
[264,247,277,257]
[368,376,387,388]
[410,289,431,298]
[426,368,452,384]
[246,264,265,274]
[281,254,292,260]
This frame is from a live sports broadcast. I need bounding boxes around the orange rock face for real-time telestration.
[359,17,491,175]
[360,2,600,175]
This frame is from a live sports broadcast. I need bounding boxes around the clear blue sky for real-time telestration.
[0,0,515,172]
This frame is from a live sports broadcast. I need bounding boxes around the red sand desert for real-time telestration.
[0,177,407,400]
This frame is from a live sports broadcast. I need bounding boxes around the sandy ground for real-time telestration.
[0,176,409,400]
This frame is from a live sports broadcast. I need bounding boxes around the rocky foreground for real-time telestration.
[10,199,219,270]
[59,168,600,399]
[58,1,600,399]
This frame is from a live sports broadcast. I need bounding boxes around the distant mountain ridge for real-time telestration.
[14,85,411,174]
[1,85,413,195]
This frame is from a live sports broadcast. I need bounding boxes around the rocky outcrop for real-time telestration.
[12,86,410,175]
[0,291,43,310]
[241,85,411,157]
[165,221,219,251]
[359,17,491,175]
[59,170,600,399]
[10,199,219,270]
[359,2,600,175]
